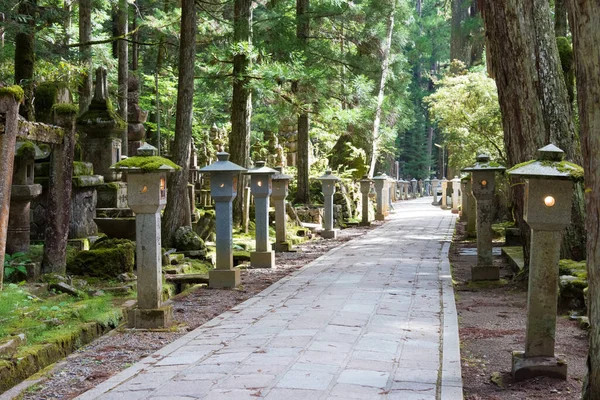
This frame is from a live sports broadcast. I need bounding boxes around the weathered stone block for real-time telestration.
[127,305,173,329]
[471,265,500,281]
[511,351,567,382]
[250,250,275,269]
[209,268,240,288]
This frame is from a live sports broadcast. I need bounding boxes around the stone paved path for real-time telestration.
[77,197,461,400]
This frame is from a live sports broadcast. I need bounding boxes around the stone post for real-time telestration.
[424,178,431,196]
[431,177,439,204]
[0,88,21,287]
[7,142,43,253]
[318,170,340,238]
[509,144,581,381]
[272,167,292,252]
[463,155,505,280]
[243,186,251,234]
[387,177,394,209]
[359,176,372,226]
[373,174,386,221]
[465,179,476,237]
[411,178,418,199]
[246,161,276,268]
[200,152,247,288]
[418,179,424,196]
[403,180,409,200]
[451,176,461,214]
[112,143,176,328]
[441,178,449,209]
[42,105,78,274]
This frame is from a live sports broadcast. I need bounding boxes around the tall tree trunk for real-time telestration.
[567,3,600,398]
[469,0,485,66]
[367,0,397,178]
[131,3,139,72]
[14,0,36,121]
[294,0,310,204]
[229,0,253,224]
[161,0,196,247]
[78,0,92,114]
[450,0,471,65]
[118,0,128,157]
[555,0,568,37]
[480,0,582,266]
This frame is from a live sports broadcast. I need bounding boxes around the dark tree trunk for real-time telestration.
[294,0,310,204]
[567,3,600,397]
[480,0,582,266]
[161,0,196,247]
[118,0,128,157]
[469,0,485,66]
[14,0,36,121]
[131,5,139,71]
[450,0,471,65]
[555,0,568,37]
[229,0,253,225]
[78,0,92,114]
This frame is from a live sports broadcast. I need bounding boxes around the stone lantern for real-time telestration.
[462,154,505,280]
[387,176,395,207]
[199,152,247,288]
[271,166,293,252]
[411,178,418,199]
[246,161,277,268]
[461,175,476,237]
[7,141,43,253]
[451,176,461,213]
[318,170,340,238]
[440,177,449,209]
[359,176,372,226]
[424,178,431,196]
[418,179,424,196]
[508,144,582,381]
[372,173,388,221]
[112,143,176,329]
[431,177,440,204]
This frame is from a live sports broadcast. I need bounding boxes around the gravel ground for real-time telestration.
[14,221,382,400]
[451,221,588,399]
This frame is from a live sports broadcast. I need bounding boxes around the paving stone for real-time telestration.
[263,388,323,400]
[337,369,390,388]
[276,369,334,390]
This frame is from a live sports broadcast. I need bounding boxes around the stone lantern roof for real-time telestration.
[272,166,292,182]
[462,154,506,173]
[246,161,277,176]
[15,141,46,160]
[372,173,387,182]
[199,152,247,174]
[111,144,179,172]
[508,144,583,181]
[318,170,340,181]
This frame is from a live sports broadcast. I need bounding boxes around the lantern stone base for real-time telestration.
[512,351,567,382]
[321,229,338,239]
[451,209,459,214]
[359,221,371,227]
[471,265,500,281]
[250,251,275,268]
[375,214,385,221]
[209,268,240,288]
[273,241,293,252]
[127,305,173,329]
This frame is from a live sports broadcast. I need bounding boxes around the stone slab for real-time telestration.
[512,351,567,381]
[250,250,275,269]
[127,306,173,329]
[471,265,500,281]
[209,268,240,288]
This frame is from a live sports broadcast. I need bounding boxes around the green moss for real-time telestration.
[0,85,25,102]
[105,182,122,190]
[51,103,78,116]
[16,141,36,159]
[72,162,93,176]
[112,155,181,172]
[507,159,536,172]
[507,159,584,181]
[67,239,135,278]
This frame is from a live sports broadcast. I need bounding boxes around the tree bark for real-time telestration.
[555,0,568,37]
[229,0,253,224]
[294,0,310,204]
[450,0,471,65]
[78,0,92,114]
[469,0,485,66]
[480,0,581,265]
[161,0,196,247]
[367,0,397,178]
[118,0,128,157]
[14,0,36,121]
[567,3,600,397]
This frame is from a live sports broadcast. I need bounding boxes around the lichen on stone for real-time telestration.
[0,85,25,102]
[112,155,180,172]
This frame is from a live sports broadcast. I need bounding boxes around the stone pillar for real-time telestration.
[403,180,409,200]
[463,155,505,281]
[0,88,20,283]
[387,177,394,209]
[465,180,476,237]
[451,176,461,214]
[431,178,440,204]
[424,178,431,196]
[508,144,580,381]
[7,141,43,253]
[441,178,449,209]
[113,144,175,329]
[359,176,372,226]
[247,161,276,268]
[373,174,386,221]
[199,152,247,288]
[272,167,292,252]
[318,170,340,238]
[418,179,424,196]
[411,178,418,199]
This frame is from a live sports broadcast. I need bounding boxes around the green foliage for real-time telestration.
[67,239,135,278]
[0,85,25,102]
[3,252,31,282]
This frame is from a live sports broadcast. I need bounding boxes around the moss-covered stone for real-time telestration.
[174,226,205,251]
[507,159,584,181]
[15,141,36,159]
[112,155,180,172]
[0,85,25,102]
[73,162,94,176]
[52,103,78,116]
[67,239,135,278]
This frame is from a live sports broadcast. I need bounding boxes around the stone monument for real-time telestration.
[411,178,418,199]
[440,177,449,209]
[359,176,372,226]
[246,161,277,268]
[431,177,440,204]
[373,173,388,221]
[508,144,582,381]
[318,170,340,238]
[271,167,293,252]
[451,175,461,214]
[463,155,505,280]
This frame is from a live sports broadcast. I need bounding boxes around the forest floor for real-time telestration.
[11,221,382,400]
[451,222,588,399]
